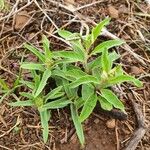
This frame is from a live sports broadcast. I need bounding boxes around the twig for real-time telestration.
[33,0,58,30]
[124,98,146,150]
[48,0,147,65]
[0,0,34,21]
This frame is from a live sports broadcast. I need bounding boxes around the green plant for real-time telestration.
[8,18,142,146]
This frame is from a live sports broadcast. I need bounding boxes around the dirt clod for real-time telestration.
[108,6,119,19]
[106,119,116,129]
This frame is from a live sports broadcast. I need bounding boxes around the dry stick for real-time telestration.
[33,0,59,30]
[124,99,146,150]
[48,0,147,65]
[0,0,34,21]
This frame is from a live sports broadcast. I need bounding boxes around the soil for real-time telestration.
[0,0,150,150]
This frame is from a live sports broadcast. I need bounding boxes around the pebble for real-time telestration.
[94,118,100,124]
[106,119,116,129]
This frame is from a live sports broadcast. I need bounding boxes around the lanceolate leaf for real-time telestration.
[70,104,85,146]
[82,84,94,100]
[39,110,49,143]
[45,86,63,101]
[58,29,73,39]
[24,43,45,62]
[53,51,84,62]
[65,69,87,79]
[9,100,34,107]
[19,92,33,99]
[41,97,71,111]
[91,39,125,55]
[101,49,112,73]
[98,96,113,111]
[101,89,124,111]
[21,63,44,71]
[91,18,110,43]
[69,75,99,88]
[35,69,51,97]
[42,35,52,60]
[79,93,97,122]
[106,75,143,87]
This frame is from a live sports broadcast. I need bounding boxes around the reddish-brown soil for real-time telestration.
[0,0,150,150]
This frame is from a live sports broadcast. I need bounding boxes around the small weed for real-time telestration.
[2,18,142,145]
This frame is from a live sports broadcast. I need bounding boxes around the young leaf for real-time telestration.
[40,97,71,111]
[101,89,124,111]
[9,100,34,107]
[79,93,97,122]
[53,51,84,62]
[65,69,87,79]
[91,18,110,43]
[98,96,113,111]
[0,78,9,90]
[45,86,63,101]
[34,69,51,97]
[101,49,112,73]
[82,84,94,100]
[69,75,99,88]
[39,110,50,143]
[20,80,34,89]
[19,92,33,99]
[70,104,85,146]
[58,29,73,39]
[21,63,44,71]
[42,35,52,60]
[74,98,85,110]
[24,43,45,62]
[91,39,125,55]
[106,75,143,87]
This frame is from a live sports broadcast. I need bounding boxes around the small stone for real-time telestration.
[94,118,100,124]
[131,66,143,75]
[108,6,119,19]
[106,119,116,129]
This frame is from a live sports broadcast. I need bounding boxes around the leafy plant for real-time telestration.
[7,18,142,146]
[9,70,71,143]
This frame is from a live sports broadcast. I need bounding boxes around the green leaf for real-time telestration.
[70,104,85,146]
[34,69,51,97]
[65,69,87,79]
[69,75,99,88]
[79,93,97,122]
[39,110,50,143]
[19,80,34,89]
[91,18,110,43]
[87,51,120,70]
[71,40,85,60]
[42,35,52,60]
[53,51,84,62]
[74,98,85,110]
[82,84,94,100]
[41,97,71,111]
[101,49,112,73]
[91,39,125,55]
[9,100,34,107]
[58,29,73,39]
[106,75,143,87]
[45,86,64,101]
[24,43,45,62]
[21,63,44,71]
[0,78,9,90]
[101,89,124,111]
[19,92,33,99]
[98,96,113,111]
